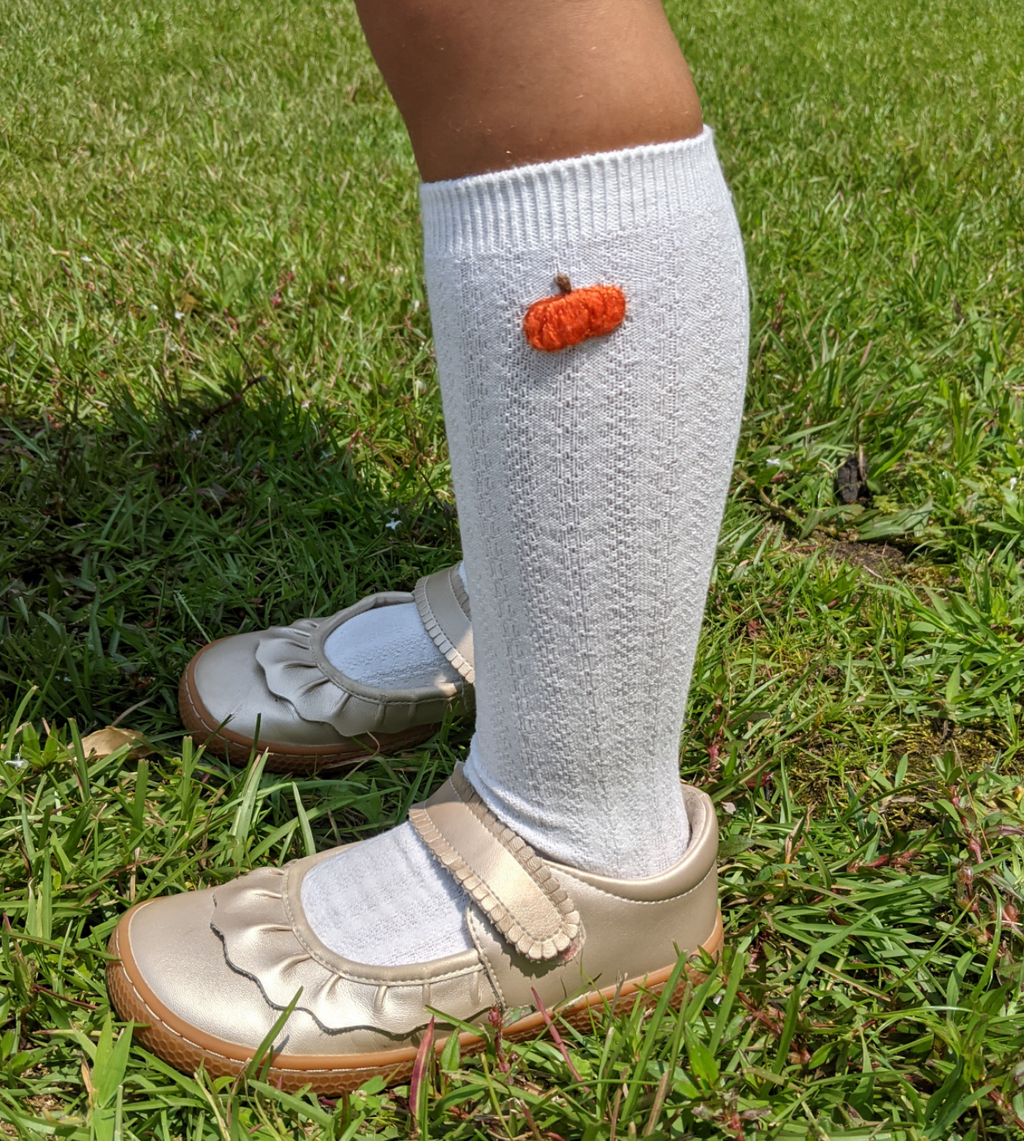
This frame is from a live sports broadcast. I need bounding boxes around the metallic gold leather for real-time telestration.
[409,767,581,961]
[110,779,718,1067]
[187,589,469,748]
[467,784,720,1013]
[210,854,496,1051]
[190,632,347,748]
[257,592,465,736]
[414,565,475,684]
[116,886,350,1055]
[108,904,721,1095]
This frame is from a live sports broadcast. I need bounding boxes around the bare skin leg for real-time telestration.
[353,0,703,182]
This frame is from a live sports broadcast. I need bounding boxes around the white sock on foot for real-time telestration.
[301,128,748,964]
[301,823,472,965]
[322,564,467,688]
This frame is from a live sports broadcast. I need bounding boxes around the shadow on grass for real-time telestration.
[0,380,461,736]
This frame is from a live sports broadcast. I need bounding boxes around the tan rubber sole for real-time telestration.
[107,910,723,1096]
[178,648,440,774]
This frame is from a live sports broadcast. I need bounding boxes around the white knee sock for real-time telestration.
[302,127,748,964]
[322,564,467,688]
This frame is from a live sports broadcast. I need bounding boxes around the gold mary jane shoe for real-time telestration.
[106,766,722,1094]
[178,564,474,773]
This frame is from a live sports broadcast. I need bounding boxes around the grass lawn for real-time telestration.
[2,0,1023,1135]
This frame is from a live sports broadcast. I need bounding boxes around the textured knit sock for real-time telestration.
[322,563,467,688]
[301,127,748,965]
[301,823,473,964]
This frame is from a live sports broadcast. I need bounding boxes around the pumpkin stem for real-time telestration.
[554,273,572,294]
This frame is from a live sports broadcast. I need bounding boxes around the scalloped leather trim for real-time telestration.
[414,565,475,684]
[253,590,464,739]
[210,857,489,1035]
[409,766,581,963]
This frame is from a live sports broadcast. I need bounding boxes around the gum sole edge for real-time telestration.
[107,911,724,1096]
[177,666,440,774]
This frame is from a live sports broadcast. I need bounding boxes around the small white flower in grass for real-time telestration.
[174,310,185,320]
[337,275,346,286]
[81,255,92,263]
[5,757,26,769]
[722,801,737,815]
[189,429,202,441]
[149,304,158,311]
[766,458,782,467]
[385,520,401,531]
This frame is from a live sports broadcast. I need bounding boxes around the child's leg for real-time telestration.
[355,0,704,181]
[300,0,747,962]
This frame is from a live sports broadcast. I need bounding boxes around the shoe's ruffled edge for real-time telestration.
[410,768,582,963]
[414,567,476,685]
[254,618,362,736]
[255,610,463,737]
[211,863,491,1036]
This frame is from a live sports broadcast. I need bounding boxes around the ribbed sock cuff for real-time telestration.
[419,126,729,258]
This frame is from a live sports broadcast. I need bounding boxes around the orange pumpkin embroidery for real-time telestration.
[523,274,626,352]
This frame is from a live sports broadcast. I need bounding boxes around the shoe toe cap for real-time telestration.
[185,632,346,748]
[111,886,346,1061]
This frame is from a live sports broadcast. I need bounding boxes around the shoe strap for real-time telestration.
[414,565,475,685]
[409,765,582,962]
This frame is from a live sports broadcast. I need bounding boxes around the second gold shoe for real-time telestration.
[178,564,475,773]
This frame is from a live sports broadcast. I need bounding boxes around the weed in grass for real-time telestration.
[2,0,1024,1136]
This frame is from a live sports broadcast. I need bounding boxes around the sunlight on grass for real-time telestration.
[1,0,1022,1136]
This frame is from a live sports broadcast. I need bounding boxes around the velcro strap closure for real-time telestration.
[409,766,582,962]
[414,565,475,685]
